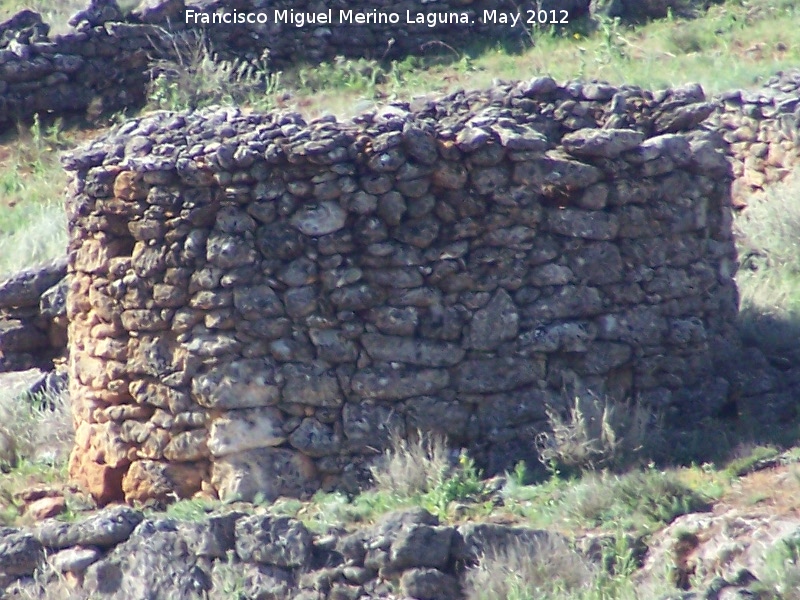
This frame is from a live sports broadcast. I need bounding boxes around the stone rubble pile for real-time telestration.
[0,259,68,373]
[62,75,738,506]
[0,505,612,600]
[1,500,791,600]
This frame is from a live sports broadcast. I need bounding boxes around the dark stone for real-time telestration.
[0,258,66,308]
[83,519,210,600]
[454,358,545,393]
[467,289,519,350]
[400,568,460,600]
[343,402,406,450]
[0,532,43,577]
[389,525,453,570]
[235,516,312,568]
[350,366,449,400]
[35,506,143,549]
[362,333,464,367]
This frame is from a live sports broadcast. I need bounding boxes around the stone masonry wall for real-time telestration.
[62,76,738,506]
[0,0,577,132]
[705,70,800,207]
[0,259,67,373]
[1,2,797,206]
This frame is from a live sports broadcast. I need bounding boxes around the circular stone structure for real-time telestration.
[63,77,738,505]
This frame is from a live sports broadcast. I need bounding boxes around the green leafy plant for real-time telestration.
[422,451,487,517]
[296,56,386,95]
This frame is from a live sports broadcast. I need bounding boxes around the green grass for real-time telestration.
[248,0,800,119]
[463,532,660,600]
[501,465,721,536]
[0,385,75,526]
[0,116,70,277]
[754,533,800,599]
[735,173,800,366]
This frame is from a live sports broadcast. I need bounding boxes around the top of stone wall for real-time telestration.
[62,76,722,179]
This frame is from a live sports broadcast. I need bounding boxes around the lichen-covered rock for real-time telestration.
[83,519,211,600]
[235,515,312,568]
[211,447,317,502]
[0,532,43,578]
[562,128,645,158]
[400,568,460,600]
[467,289,519,351]
[389,525,454,570]
[35,506,143,549]
[207,407,286,457]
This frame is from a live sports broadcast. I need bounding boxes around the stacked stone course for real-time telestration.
[0,0,572,132]
[0,0,798,201]
[0,259,68,372]
[705,70,800,205]
[0,505,621,599]
[63,75,738,505]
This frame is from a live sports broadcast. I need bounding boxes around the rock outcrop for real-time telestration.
[62,76,738,505]
[0,505,569,600]
[3,490,800,599]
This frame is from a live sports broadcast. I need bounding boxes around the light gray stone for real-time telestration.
[207,407,286,457]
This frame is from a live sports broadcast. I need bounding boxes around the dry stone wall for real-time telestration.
[63,75,738,506]
[705,70,800,206]
[0,505,612,600]
[0,0,574,132]
[0,0,798,201]
[0,259,68,373]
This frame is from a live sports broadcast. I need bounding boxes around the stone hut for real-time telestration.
[62,77,738,505]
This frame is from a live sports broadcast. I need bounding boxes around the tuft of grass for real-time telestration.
[0,387,73,468]
[209,550,249,600]
[753,534,800,600]
[160,496,224,522]
[370,430,451,499]
[503,466,719,536]
[0,386,74,525]
[535,393,654,476]
[0,198,67,278]
[292,432,489,530]
[723,443,782,478]
[295,57,385,95]
[0,115,69,277]
[463,533,656,600]
[146,32,282,112]
[464,536,595,600]
[370,430,486,518]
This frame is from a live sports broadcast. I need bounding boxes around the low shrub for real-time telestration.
[535,393,654,476]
